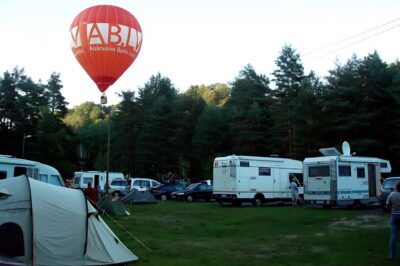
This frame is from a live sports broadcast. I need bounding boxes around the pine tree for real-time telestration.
[271,45,304,158]
[45,72,68,117]
[226,64,272,155]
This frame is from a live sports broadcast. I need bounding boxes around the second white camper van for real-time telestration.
[213,155,303,206]
[72,171,125,192]
[303,142,391,207]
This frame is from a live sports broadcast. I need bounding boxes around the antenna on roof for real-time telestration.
[342,141,351,156]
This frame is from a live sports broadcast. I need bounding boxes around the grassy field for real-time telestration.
[105,201,394,266]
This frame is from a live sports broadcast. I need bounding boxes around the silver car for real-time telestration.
[108,179,129,197]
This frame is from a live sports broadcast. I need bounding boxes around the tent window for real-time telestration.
[0,222,25,257]
[0,171,7,180]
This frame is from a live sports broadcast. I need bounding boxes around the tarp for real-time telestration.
[97,194,131,216]
[122,189,157,204]
[0,176,138,265]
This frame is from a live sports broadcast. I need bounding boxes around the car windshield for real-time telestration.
[383,179,400,190]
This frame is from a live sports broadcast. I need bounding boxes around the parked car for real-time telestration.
[108,178,129,197]
[150,183,186,200]
[379,176,400,212]
[128,177,161,191]
[171,181,213,202]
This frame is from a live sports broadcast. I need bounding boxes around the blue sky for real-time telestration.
[1,0,399,107]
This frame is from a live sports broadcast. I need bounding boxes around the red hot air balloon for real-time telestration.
[70,5,142,93]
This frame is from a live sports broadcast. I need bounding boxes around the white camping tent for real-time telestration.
[0,176,138,265]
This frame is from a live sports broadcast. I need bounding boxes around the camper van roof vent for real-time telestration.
[319,147,341,156]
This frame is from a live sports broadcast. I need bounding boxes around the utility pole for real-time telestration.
[22,134,33,159]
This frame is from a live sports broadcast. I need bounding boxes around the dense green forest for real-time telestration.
[1,45,400,181]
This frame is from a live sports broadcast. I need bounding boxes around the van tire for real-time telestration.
[253,194,264,207]
[161,194,167,201]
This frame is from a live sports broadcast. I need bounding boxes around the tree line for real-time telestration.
[1,44,400,181]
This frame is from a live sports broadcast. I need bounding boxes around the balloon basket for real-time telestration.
[100,93,107,105]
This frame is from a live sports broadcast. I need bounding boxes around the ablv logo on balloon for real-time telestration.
[70,5,143,93]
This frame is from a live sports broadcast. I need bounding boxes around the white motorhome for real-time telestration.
[0,155,65,186]
[213,155,303,206]
[303,142,391,207]
[72,171,125,192]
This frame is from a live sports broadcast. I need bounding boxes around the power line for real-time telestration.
[304,24,400,61]
[302,17,400,57]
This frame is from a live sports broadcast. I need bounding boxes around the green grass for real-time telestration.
[104,201,394,266]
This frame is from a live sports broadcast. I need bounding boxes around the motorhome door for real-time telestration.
[368,164,377,197]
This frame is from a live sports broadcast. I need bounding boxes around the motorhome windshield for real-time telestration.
[73,177,80,185]
[49,175,63,186]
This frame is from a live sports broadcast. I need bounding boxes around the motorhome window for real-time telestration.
[73,177,81,184]
[259,167,271,176]
[83,177,93,184]
[357,168,365,178]
[49,175,63,186]
[31,168,39,179]
[339,166,351,176]
[308,166,330,177]
[240,161,250,167]
[38,174,48,182]
[26,168,32,178]
[0,171,6,180]
[381,162,388,168]
[14,167,27,177]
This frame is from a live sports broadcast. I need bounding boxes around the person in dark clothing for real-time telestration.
[85,182,97,204]
[386,181,400,260]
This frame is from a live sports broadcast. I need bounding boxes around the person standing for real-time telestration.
[386,181,400,260]
[85,182,98,204]
[289,178,299,206]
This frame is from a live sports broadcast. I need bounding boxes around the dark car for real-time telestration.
[379,177,400,212]
[150,183,186,201]
[171,181,213,202]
